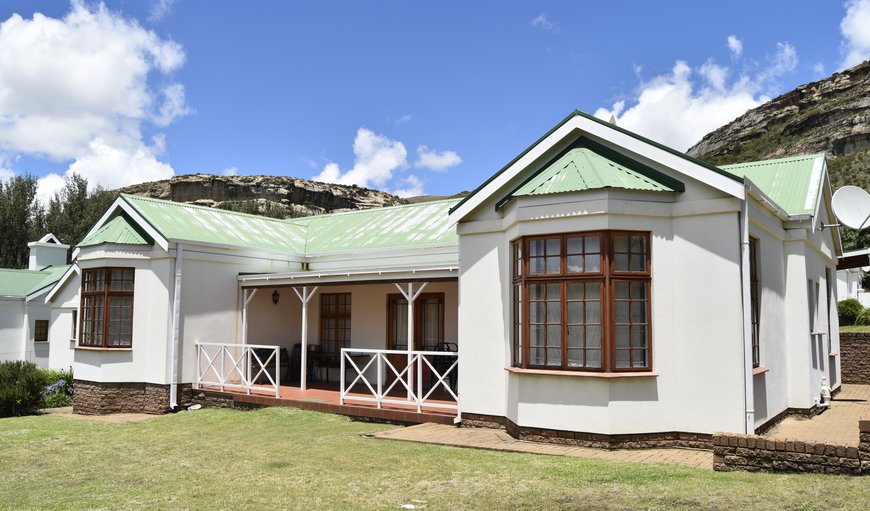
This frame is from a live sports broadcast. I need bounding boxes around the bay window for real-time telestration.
[79,268,134,348]
[512,231,651,372]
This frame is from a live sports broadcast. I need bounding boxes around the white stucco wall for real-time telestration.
[458,186,748,435]
[48,271,80,371]
[0,298,25,362]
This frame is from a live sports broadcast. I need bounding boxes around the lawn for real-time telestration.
[839,324,870,333]
[1,407,867,510]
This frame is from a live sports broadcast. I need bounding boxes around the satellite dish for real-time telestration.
[832,186,870,229]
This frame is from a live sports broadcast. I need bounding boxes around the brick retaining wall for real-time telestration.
[713,409,870,475]
[73,380,193,415]
[841,333,870,384]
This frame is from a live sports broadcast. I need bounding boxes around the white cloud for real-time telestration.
[222,166,239,176]
[0,1,189,202]
[814,62,827,77]
[727,35,743,58]
[393,175,424,198]
[35,173,67,205]
[531,13,558,33]
[594,40,801,151]
[313,128,407,189]
[0,155,15,182]
[148,0,176,23]
[394,114,413,125]
[841,0,870,68]
[415,146,462,172]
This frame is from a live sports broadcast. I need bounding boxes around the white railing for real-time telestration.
[195,342,281,398]
[339,348,458,415]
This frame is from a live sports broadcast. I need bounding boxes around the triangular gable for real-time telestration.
[78,214,152,248]
[73,195,170,260]
[448,110,744,224]
[496,137,684,209]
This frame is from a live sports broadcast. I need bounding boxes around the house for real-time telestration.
[0,234,71,368]
[40,110,843,448]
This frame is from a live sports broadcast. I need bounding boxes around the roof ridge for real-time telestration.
[297,198,462,222]
[720,153,826,168]
[121,193,301,226]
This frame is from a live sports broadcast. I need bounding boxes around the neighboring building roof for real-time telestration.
[721,153,826,216]
[79,215,151,247]
[120,194,308,254]
[297,199,459,254]
[0,265,71,298]
[507,145,681,201]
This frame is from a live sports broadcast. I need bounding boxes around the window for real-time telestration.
[512,231,651,372]
[79,268,134,348]
[71,310,78,340]
[749,237,760,368]
[34,320,48,343]
[320,293,351,355]
[387,293,444,350]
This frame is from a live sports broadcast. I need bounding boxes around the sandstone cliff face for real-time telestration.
[121,174,405,217]
[687,60,870,190]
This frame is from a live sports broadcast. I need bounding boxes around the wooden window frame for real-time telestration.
[79,268,135,348]
[34,320,49,343]
[386,292,446,351]
[512,231,652,373]
[319,293,351,355]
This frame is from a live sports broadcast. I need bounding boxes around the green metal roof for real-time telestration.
[121,194,308,254]
[721,153,825,216]
[511,146,680,198]
[0,265,71,298]
[79,215,150,248]
[297,199,460,254]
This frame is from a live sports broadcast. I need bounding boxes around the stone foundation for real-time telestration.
[841,333,870,385]
[461,413,712,449]
[73,380,193,415]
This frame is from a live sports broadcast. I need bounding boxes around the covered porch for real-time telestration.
[194,265,460,422]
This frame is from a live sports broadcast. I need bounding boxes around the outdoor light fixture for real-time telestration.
[272,289,280,305]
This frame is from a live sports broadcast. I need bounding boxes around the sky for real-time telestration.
[0,1,868,202]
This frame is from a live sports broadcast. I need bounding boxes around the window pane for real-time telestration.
[531,347,545,365]
[615,254,629,271]
[546,301,561,323]
[529,239,544,257]
[585,235,600,253]
[630,254,645,272]
[630,282,645,299]
[586,255,601,272]
[614,235,628,252]
[567,237,582,254]
[530,257,545,274]
[567,302,582,324]
[615,282,629,299]
[586,349,601,368]
[566,255,583,273]
[546,326,561,345]
[585,283,600,299]
[631,235,645,253]
[546,256,560,273]
[615,326,630,348]
[546,238,560,256]
[615,350,630,368]
[567,349,582,367]
[632,349,647,367]
[546,283,561,300]
[567,326,581,348]
[585,302,601,323]
[615,302,629,323]
[566,283,582,300]
[631,327,647,347]
[631,302,646,322]
[546,348,561,366]
[529,284,545,300]
[530,302,544,324]
[529,325,544,345]
[587,326,601,347]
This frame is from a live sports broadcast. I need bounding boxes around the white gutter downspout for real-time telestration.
[169,243,184,411]
[740,187,755,434]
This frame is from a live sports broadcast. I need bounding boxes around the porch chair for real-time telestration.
[430,342,458,393]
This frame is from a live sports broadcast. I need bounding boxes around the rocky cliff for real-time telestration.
[121,174,406,217]
[687,60,870,190]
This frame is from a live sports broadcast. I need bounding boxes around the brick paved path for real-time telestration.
[764,384,870,446]
[372,423,712,469]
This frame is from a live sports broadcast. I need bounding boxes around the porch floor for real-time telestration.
[197,381,458,426]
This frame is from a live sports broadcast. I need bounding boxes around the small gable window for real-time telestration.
[512,231,652,372]
[79,268,134,348]
[34,320,49,343]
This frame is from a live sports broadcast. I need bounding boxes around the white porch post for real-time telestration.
[395,282,427,399]
[241,288,258,346]
[293,286,319,391]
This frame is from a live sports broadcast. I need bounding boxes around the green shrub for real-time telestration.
[855,307,870,326]
[838,298,864,326]
[41,367,73,408]
[0,361,50,417]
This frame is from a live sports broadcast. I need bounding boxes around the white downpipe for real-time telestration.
[169,243,184,411]
[740,189,755,434]
[395,282,427,400]
[293,286,319,391]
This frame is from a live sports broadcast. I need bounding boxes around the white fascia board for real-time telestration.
[448,114,745,225]
[167,238,304,261]
[239,265,459,287]
[71,196,169,261]
[44,264,80,303]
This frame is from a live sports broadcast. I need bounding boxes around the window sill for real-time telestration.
[752,366,769,376]
[33,340,48,344]
[829,351,839,357]
[506,367,657,378]
[74,346,133,351]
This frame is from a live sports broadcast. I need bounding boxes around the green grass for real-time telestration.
[1,407,867,510]
[839,324,870,333]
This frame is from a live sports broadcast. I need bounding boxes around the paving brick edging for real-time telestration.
[841,333,870,385]
[713,408,870,475]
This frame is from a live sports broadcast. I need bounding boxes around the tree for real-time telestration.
[0,175,40,268]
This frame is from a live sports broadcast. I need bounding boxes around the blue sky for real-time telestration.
[0,1,868,201]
